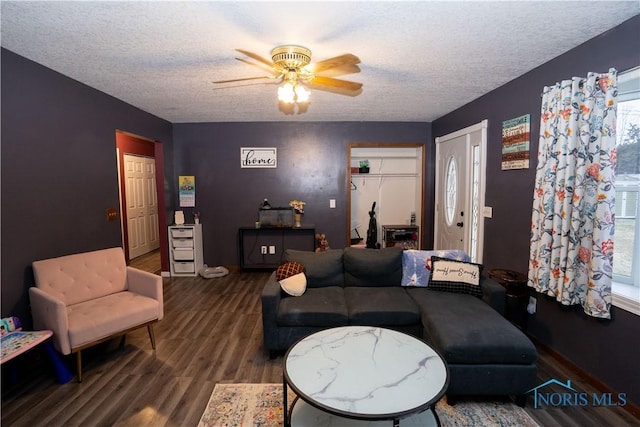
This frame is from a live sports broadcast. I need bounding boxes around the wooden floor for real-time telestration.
[2,252,638,426]
[129,248,162,275]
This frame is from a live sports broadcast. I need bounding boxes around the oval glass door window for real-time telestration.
[445,156,457,225]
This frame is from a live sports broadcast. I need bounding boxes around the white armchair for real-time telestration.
[30,247,163,381]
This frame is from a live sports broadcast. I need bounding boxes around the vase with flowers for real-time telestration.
[289,199,306,227]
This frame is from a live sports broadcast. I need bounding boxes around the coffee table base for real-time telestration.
[290,398,439,427]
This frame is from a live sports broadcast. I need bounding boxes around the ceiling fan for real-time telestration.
[213,45,363,103]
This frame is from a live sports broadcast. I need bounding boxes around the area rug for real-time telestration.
[198,383,540,427]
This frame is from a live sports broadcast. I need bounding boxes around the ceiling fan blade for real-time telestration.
[309,54,361,74]
[211,80,280,91]
[307,75,363,96]
[236,57,279,76]
[314,64,361,77]
[235,49,274,68]
[212,76,274,84]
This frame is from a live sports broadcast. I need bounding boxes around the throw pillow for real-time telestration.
[428,256,483,298]
[276,262,307,296]
[401,250,470,287]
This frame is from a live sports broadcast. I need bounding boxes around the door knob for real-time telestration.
[456,222,464,227]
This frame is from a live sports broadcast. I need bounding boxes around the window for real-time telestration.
[613,66,640,315]
[445,156,457,226]
[470,145,480,262]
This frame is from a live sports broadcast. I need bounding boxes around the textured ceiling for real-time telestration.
[1,1,638,123]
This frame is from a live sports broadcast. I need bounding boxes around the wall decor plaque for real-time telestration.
[501,114,530,170]
[241,147,277,168]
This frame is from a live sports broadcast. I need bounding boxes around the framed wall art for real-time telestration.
[501,114,530,170]
[241,147,277,168]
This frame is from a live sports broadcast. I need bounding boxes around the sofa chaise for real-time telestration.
[261,247,537,403]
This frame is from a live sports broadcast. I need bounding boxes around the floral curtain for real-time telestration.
[528,69,617,319]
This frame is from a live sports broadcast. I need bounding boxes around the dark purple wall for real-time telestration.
[1,48,174,323]
[433,16,640,406]
[171,122,431,266]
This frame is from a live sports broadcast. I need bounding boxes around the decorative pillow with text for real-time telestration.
[427,256,483,298]
[401,250,470,287]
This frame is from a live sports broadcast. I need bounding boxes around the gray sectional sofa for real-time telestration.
[261,247,537,403]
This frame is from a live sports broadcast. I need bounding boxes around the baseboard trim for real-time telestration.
[529,335,640,420]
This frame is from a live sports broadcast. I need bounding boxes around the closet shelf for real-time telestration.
[351,173,418,178]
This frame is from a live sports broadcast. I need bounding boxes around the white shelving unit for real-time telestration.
[168,224,203,277]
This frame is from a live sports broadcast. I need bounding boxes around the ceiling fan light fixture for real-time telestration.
[277,81,310,104]
[217,45,362,114]
[278,82,296,104]
[295,84,310,103]
[271,45,312,70]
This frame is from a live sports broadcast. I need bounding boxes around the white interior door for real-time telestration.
[434,121,487,262]
[124,154,159,259]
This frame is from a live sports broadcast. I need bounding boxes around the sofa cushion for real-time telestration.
[428,256,483,298]
[285,249,344,288]
[401,249,470,287]
[343,247,403,287]
[67,291,160,348]
[344,287,421,326]
[407,288,536,365]
[277,287,348,327]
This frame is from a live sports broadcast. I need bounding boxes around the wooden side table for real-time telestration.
[488,269,529,330]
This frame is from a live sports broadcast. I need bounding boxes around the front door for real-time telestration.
[124,154,159,259]
[435,135,468,252]
[434,120,487,262]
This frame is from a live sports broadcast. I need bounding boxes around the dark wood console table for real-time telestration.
[239,226,315,269]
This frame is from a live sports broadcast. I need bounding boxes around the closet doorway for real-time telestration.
[347,143,425,249]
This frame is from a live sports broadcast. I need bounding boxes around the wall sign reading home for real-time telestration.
[241,147,277,168]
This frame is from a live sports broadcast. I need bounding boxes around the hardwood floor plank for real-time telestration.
[166,376,215,427]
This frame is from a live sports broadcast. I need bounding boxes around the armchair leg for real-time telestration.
[76,351,83,383]
[147,324,156,350]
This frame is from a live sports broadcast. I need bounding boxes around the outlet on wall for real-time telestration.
[261,246,267,254]
[269,245,276,255]
[106,208,118,221]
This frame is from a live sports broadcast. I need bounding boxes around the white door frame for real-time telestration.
[434,120,488,262]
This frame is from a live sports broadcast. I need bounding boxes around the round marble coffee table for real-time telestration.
[283,326,449,427]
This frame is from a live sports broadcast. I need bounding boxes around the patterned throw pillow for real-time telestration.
[427,256,483,298]
[275,261,307,296]
[401,250,470,287]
